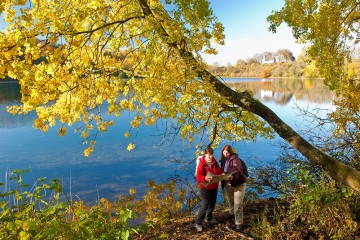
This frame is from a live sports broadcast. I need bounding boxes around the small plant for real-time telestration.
[117,179,189,226]
[0,169,69,239]
[67,198,142,239]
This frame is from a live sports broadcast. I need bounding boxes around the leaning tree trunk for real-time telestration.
[138,0,360,192]
[212,73,360,189]
[195,51,360,192]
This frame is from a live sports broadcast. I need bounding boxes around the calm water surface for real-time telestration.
[0,78,335,203]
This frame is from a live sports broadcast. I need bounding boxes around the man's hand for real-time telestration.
[205,175,213,182]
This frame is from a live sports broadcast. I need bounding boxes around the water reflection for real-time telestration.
[0,81,34,129]
[0,78,335,129]
[0,78,335,203]
[225,78,335,105]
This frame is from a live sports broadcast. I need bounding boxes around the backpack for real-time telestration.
[194,156,202,177]
[231,157,249,186]
[239,158,249,177]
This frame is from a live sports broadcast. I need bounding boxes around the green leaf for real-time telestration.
[0,201,7,209]
[121,230,130,240]
[159,233,170,239]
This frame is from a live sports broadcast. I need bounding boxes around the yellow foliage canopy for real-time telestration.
[0,0,272,155]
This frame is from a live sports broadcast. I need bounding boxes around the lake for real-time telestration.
[0,78,335,204]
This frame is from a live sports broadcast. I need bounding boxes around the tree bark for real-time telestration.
[138,0,360,192]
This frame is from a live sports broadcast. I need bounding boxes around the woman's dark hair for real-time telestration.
[220,144,233,161]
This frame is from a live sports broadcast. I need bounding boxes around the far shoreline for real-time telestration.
[218,76,325,80]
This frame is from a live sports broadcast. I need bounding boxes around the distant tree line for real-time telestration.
[207,49,360,79]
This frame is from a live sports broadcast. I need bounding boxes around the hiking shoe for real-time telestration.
[235,225,245,232]
[205,219,217,225]
[194,223,203,232]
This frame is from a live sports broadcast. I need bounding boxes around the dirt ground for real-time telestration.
[134,198,279,240]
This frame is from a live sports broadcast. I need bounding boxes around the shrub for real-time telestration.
[251,165,359,239]
[260,68,272,78]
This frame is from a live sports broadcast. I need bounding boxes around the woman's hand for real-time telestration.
[205,175,213,182]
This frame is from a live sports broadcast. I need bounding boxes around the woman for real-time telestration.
[219,144,247,232]
[194,146,223,232]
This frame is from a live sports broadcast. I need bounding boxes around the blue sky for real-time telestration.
[0,0,304,66]
[204,0,304,65]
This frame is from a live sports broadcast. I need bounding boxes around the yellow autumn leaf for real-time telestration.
[58,126,67,136]
[127,143,135,151]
